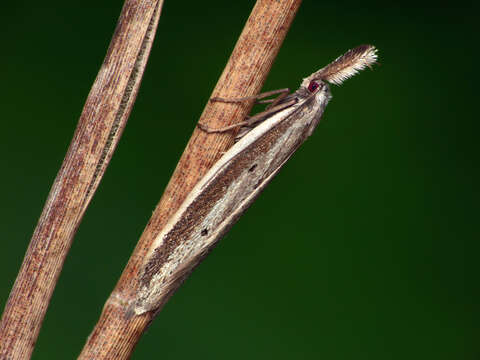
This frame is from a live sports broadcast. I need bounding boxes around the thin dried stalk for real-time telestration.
[0,1,164,359]
[78,0,302,359]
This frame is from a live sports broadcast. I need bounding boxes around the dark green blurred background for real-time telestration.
[1,1,478,359]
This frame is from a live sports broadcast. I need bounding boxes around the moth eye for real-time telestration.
[307,80,320,93]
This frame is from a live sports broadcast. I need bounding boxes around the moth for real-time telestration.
[130,45,378,317]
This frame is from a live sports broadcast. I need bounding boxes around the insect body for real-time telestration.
[130,45,378,317]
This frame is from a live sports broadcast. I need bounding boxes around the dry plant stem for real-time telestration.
[78,0,302,359]
[0,1,164,359]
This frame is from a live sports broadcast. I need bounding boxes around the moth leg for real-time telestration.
[197,120,253,133]
[231,92,294,140]
[234,126,254,142]
[241,100,296,128]
[265,90,289,109]
[210,88,290,104]
[198,99,297,135]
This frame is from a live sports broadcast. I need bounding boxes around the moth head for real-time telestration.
[304,78,330,103]
[302,44,378,88]
[296,77,331,106]
[305,79,324,93]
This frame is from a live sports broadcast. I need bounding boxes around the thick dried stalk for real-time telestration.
[0,1,164,359]
[78,0,302,359]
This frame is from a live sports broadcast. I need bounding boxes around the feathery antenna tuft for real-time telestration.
[313,45,377,85]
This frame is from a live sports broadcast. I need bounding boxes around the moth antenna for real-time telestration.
[313,45,378,85]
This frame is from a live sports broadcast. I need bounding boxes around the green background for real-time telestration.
[1,1,478,359]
